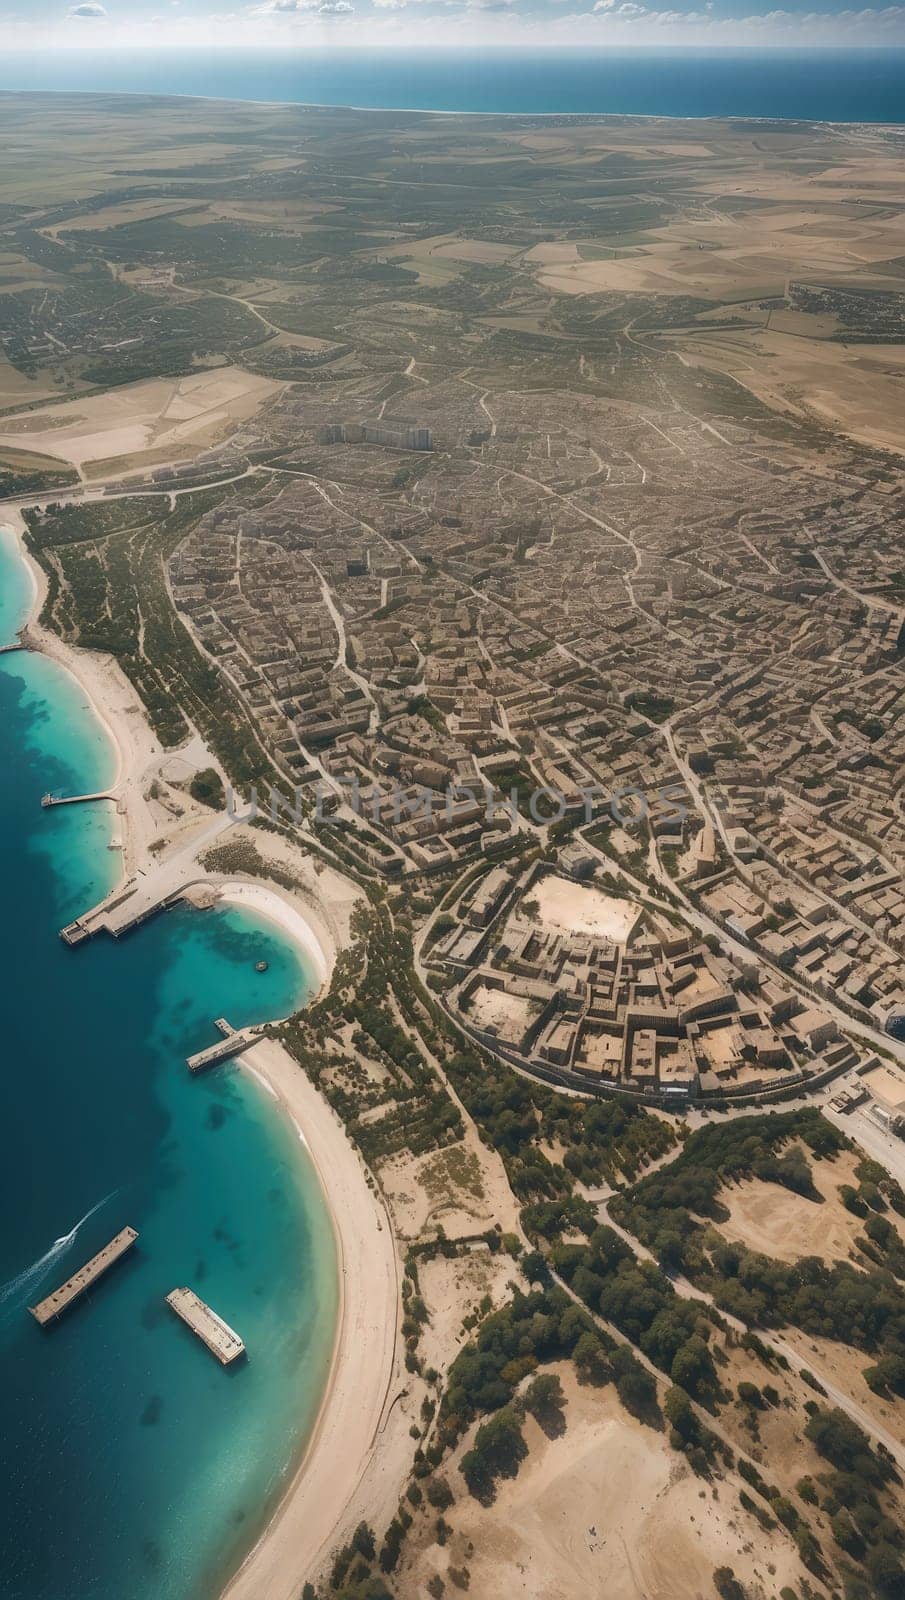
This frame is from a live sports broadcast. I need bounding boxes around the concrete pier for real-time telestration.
[166,1288,246,1365]
[29,1227,138,1326]
[42,790,117,809]
[60,886,188,946]
[186,1019,258,1073]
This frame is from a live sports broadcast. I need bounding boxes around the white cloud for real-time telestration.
[0,0,869,46]
[252,0,354,13]
[583,1,905,27]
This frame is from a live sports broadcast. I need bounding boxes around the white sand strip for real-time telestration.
[221,1038,402,1600]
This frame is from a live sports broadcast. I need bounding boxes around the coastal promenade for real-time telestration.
[58,809,233,947]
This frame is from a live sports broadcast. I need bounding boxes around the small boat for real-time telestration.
[255,960,269,973]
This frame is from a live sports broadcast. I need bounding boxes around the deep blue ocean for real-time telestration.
[0,528,337,1600]
[0,48,904,122]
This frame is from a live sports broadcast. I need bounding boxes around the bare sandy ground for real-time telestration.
[417,1250,519,1378]
[523,135,905,456]
[431,238,520,266]
[533,177,905,302]
[397,1367,806,1600]
[670,332,905,457]
[531,873,641,942]
[0,368,282,473]
[380,1127,518,1243]
[523,241,580,266]
[4,512,407,1598]
[718,1145,905,1268]
[776,1328,905,1452]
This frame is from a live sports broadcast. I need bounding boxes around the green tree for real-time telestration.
[523,1373,565,1431]
[573,1331,610,1386]
[461,1407,527,1499]
[670,1335,716,1399]
[713,1567,747,1600]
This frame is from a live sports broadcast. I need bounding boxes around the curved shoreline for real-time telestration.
[1,512,402,1597]
[2,81,902,130]
[221,1038,401,1600]
[216,880,331,995]
[7,514,139,811]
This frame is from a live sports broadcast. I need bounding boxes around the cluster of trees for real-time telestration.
[189,768,225,810]
[6,226,266,388]
[707,1241,905,1367]
[865,1351,905,1399]
[440,1036,677,1205]
[457,1373,567,1500]
[552,1223,719,1403]
[608,1114,905,1368]
[434,1283,658,1488]
[803,1406,905,1599]
[283,902,462,1176]
[304,1521,392,1600]
[460,1405,528,1501]
[841,1155,905,1227]
[612,1110,846,1276]
[522,1193,597,1242]
[202,835,302,896]
[28,487,284,787]
[663,1385,724,1478]
[439,1287,592,1449]
[858,1211,905,1284]
[26,498,166,548]
[0,461,78,498]
[729,1451,824,1575]
[536,1093,676,1187]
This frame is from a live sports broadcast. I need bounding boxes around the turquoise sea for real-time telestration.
[1,49,905,122]
[0,528,338,1600]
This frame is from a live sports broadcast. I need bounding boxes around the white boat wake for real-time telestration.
[0,1190,119,1312]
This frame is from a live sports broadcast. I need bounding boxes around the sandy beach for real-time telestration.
[5,508,165,874]
[222,1038,405,1600]
[217,880,331,993]
[2,509,406,1596]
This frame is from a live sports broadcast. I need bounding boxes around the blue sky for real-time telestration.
[4,0,905,49]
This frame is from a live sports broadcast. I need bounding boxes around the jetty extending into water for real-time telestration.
[166,1288,246,1365]
[57,866,230,947]
[186,1017,258,1074]
[59,881,197,947]
[42,789,118,810]
[29,1227,138,1326]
